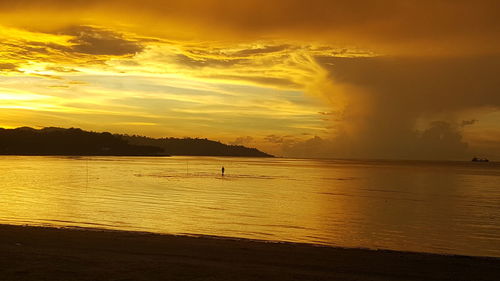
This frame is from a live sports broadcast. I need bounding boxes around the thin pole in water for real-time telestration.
[86,158,89,189]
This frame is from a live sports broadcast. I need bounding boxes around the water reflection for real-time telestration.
[0,156,499,257]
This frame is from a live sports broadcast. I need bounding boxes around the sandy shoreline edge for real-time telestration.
[1,224,499,281]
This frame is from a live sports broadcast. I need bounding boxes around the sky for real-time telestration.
[0,0,499,160]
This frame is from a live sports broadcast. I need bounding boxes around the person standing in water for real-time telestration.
[221,166,225,176]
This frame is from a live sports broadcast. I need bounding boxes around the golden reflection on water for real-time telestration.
[0,156,499,257]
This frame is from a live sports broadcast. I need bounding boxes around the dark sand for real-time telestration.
[1,224,499,281]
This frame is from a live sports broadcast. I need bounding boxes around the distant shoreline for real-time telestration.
[0,127,274,158]
[0,154,276,157]
[1,224,498,281]
[0,153,172,157]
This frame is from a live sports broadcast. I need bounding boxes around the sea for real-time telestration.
[0,156,499,257]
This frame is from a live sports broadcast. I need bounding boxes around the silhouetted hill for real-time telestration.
[121,135,273,157]
[0,127,273,157]
[0,127,164,156]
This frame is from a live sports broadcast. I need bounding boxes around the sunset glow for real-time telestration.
[1,0,499,159]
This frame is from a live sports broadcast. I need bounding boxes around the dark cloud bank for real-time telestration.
[284,56,500,160]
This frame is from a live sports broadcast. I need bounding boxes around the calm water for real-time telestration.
[0,156,499,257]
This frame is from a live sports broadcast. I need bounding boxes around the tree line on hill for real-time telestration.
[121,134,272,157]
[0,127,273,157]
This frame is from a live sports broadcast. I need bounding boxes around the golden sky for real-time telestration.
[1,0,499,159]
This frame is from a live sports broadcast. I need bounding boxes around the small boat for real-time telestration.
[472,157,489,162]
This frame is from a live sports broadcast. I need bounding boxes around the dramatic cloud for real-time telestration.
[0,25,146,79]
[61,26,143,56]
[1,0,499,55]
[0,1,499,159]
[282,56,500,159]
[0,63,18,72]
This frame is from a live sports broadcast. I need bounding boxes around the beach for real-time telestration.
[1,224,499,281]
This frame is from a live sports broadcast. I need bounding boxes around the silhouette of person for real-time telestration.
[221,166,225,176]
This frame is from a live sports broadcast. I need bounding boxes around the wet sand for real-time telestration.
[1,224,499,281]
